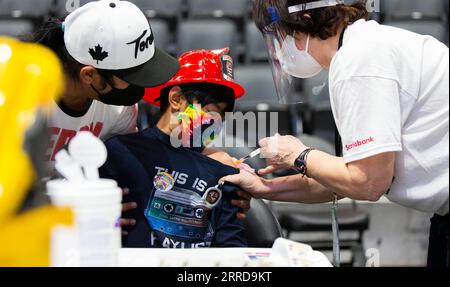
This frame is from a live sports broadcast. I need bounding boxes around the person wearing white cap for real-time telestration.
[33,0,179,163]
[32,0,179,232]
[222,0,449,267]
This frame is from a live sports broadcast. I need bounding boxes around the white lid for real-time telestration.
[47,179,122,205]
[47,179,118,190]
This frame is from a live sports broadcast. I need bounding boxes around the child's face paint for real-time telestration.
[177,104,217,147]
[178,104,207,134]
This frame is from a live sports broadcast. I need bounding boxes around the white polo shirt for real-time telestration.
[329,20,449,215]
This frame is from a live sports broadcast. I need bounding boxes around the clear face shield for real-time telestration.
[262,0,343,104]
[264,31,303,104]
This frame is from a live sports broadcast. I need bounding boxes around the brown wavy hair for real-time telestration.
[253,0,369,40]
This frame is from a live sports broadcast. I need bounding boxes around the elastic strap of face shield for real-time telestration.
[263,6,282,32]
[287,0,344,13]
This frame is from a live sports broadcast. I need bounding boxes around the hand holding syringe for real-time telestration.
[235,148,261,165]
[233,148,261,174]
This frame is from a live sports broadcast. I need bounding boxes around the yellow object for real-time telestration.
[0,206,73,267]
[0,37,73,266]
[0,37,63,223]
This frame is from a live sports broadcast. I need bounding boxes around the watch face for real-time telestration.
[295,155,308,174]
[294,157,304,172]
[294,148,316,175]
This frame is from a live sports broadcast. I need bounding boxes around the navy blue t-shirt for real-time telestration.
[100,127,247,248]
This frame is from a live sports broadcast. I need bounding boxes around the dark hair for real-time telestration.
[32,18,114,84]
[253,0,369,40]
[159,83,236,116]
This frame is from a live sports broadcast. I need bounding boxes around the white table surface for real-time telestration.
[119,247,332,267]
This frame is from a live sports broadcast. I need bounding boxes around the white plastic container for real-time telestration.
[47,179,122,267]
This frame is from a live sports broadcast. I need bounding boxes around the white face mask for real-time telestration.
[275,34,323,79]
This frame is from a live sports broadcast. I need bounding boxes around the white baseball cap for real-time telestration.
[63,0,179,87]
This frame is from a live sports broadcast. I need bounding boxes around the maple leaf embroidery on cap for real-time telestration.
[89,44,109,64]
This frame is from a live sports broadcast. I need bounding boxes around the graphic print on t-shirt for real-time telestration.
[146,186,212,239]
[45,99,138,163]
[144,169,222,248]
[45,122,104,161]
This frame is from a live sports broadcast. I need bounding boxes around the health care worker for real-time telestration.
[222,0,449,267]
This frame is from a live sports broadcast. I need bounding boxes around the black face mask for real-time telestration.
[91,83,145,106]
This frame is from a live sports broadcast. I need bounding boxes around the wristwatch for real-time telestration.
[294,148,315,177]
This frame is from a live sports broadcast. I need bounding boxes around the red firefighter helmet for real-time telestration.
[144,48,245,105]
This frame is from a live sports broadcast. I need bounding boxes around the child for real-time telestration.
[100,48,248,248]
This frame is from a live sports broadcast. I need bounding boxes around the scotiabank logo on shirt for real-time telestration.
[45,122,104,161]
[345,137,375,152]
